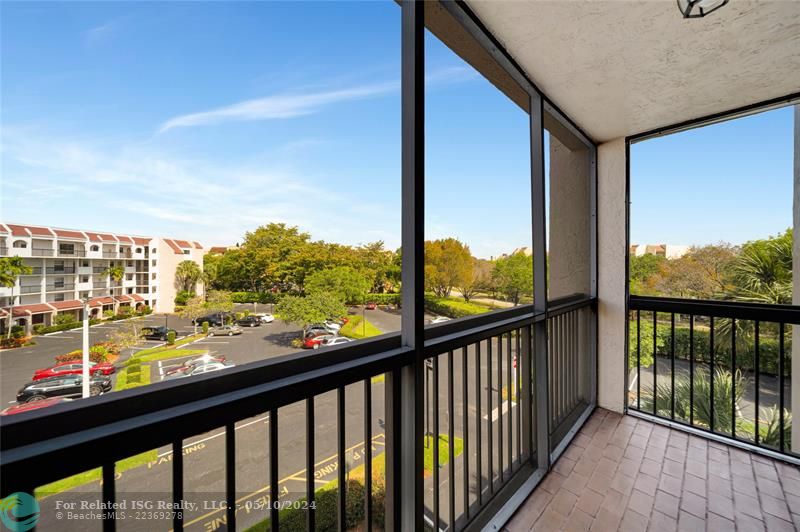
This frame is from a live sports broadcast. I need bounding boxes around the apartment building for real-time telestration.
[0,223,205,332]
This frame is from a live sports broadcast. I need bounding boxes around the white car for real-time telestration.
[321,336,354,347]
[253,313,275,323]
[430,316,451,324]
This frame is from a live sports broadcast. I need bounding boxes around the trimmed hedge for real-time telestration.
[231,291,280,304]
[364,293,401,306]
[424,295,493,318]
[33,319,101,335]
[631,320,790,376]
[340,315,382,339]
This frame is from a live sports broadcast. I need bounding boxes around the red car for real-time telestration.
[33,360,115,381]
[365,302,377,310]
[1,397,70,416]
[304,334,334,349]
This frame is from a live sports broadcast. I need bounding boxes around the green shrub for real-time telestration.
[365,293,401,306]
[166,330,176,345]
[174,290,195,306]
[202,321,209,334]
[424,295,492,318]
[136,305,153,315]
[117,305,133,316]
[102,309,115,319]
[126,372,141,384]
[340,315,382,339]
[53,313,77,326]
[10,325,26,338]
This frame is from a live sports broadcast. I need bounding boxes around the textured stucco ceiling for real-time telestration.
[466,0,800,142]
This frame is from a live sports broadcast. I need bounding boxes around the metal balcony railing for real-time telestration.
[58,249,86,257]
[21,267,43,275]
[628,295,800,459]
[103,251,118,258]
[31,248,54,257]
[93,266,107,273]
[45,267,75,274]
[19,285,41,294]
[0,296,597,531]
[45,283,75,292]
[0,247,7,256]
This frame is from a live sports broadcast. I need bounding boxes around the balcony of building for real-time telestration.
[1,1,798,531]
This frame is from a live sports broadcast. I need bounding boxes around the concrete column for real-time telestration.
[597,138,627,413]
[792,105,799,452]
[548,134,591,299]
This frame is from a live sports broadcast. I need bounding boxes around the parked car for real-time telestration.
[252,313,275,323]
[365,302,377,310]
[429,316,451,324]
[236,316,262,327]
[163,361,235,379]
[309,322,340,333]
[17,375,112,403]
[193,315,225,327]
[142,326,177,341]
[1,397,71,416]
[32,360,115,381]
[208,325,242,337]
[304,334,335,349]
[177,353,227,370]
[320,336,354,347]
[305,326,333,338]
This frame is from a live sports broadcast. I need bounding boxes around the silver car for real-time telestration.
[208,325,243,337]
[321,336,354,347]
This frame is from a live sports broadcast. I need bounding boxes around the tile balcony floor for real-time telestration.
[504,409,800,531]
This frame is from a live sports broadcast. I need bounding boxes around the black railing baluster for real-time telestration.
[103,463,115,532]
[172,438,184,532]
[306,398,316,532]
[653,311,658,415]
[226,422,235,531]
[689,315,694,426]
[710,316,715,433]
[755,321,760,446]
[637,310,641,410]
[731,318,736,438]
[270,408,279,532]
[516,328,521,464]
[462,346,470,520]
[337,386,346,532]
[447,350,455,532]
[433,355,440,531]
[780,322,785,453]
[487,336,494,494]
[497,334,503,482]
[671,313,675,420]
[364,380,372,532]
[475,340,482,506]
[506,331,512,476]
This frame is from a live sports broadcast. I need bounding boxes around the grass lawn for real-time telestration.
[115,362,152,391]
[130,333,205,358]
[126,348,206,366]
[340,315,382,339]
[423,434,464,474]
[35,450,157,499]
[425,295,493,318]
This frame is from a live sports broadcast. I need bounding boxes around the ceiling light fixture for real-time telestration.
[677,0,729,18]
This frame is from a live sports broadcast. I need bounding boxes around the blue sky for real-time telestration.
[1,3,791,258]
[631,106,794,246]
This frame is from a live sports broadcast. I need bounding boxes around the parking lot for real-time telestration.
[0,304,403,406]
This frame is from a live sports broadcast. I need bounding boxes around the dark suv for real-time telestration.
[236,316,261,327]
[142,326,177,341]
[193,315,225,327]
[16,375,112,403]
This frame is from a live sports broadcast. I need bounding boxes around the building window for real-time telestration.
[82,260,89,267]
[152,287,157,293]
[80,291,89,299]
[12,240,27,248]
[127,288,133,294]
[59,243,74,254]
[183,250,190,255]
[54,293,65,302]
[81,276,89,283]
[127,261,133,267]
[90,245,99,252]
[152,248,157,254]
[136,247,142,253]
[152,260,157,267]
[125,274,133,281]
[151,273,156,280]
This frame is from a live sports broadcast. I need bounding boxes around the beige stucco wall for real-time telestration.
[548,133,591,299]
[154,240,206,314]
[597,137,627,413]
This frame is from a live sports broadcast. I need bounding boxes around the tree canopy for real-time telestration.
[492,252,533,305]
[276,292,347,329]
[424,238,472,298]
[305,267,370,305]
[175,260,203,293]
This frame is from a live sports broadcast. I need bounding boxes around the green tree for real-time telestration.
[205,290,234,317]
[457,257,493,302]
[305,267,370,304]
[180,296,208,334]
[653,244,737,299]
[175,260,202,293]
[424,238,472,298]
[101,265,125,296]
[276,292,347,331]
[629,254,665,295]
[108,321,141,354]
[492,252,533,305]
[0,257,33,337]
[729,229,792,304]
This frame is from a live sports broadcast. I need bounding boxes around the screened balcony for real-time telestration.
[1,1,799,531]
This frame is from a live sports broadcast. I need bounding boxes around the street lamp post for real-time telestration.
[81,297,90,399]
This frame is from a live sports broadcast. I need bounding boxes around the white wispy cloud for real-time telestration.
[84,22,116,48]
[158,81,398,133]
[158,66,478,133]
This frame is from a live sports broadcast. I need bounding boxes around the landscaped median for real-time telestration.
[424,294,494,318]
[244,434,463,532]
[339,315,382,339]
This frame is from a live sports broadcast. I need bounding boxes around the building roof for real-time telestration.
[89,296,115,307]
[4,303,55,316]
[114,295,133,302]
[53,229,85,240]
[130,294,145,302]
[48,300,84,311]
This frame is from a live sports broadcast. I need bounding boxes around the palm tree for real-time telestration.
[101,265,125,297]
[175,260,202,293]
[729,230,792,305]
[1,257,33,338]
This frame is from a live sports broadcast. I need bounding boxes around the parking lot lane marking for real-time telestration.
[183,434,387,530]
[157,415,271,458]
